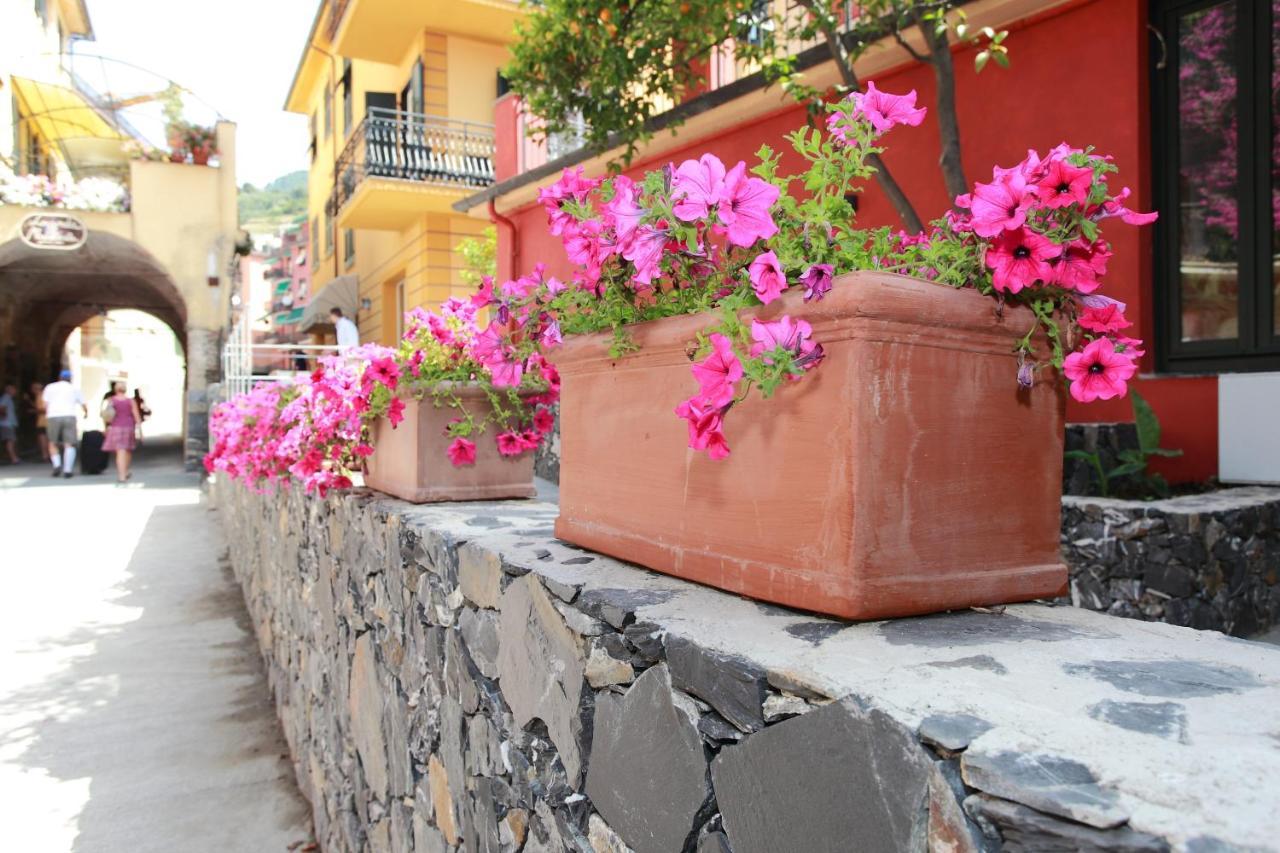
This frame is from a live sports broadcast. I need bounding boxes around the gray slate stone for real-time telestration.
[498,574,591,785]
[961,749,1128,829]
[349,633,390,798]
[1088,700,1189,743]
[585,664,712,853]
[666,635,766,732]
[965,794,1169,852]
[711,697,933,853]
[1062,660,1261,698]
[918,713,994,752]
[697,831,732,853]
[460,542,505,608]
[459,607,501,678]
[413,814,448,853]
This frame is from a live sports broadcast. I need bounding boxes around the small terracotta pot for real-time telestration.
[363,385,536,503]
[551,271,1067,621]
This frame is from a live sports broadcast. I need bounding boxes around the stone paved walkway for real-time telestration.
[0,440,312,852]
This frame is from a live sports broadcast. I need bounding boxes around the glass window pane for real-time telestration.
[1272,1,1280,336]
[1177,1,1240,342]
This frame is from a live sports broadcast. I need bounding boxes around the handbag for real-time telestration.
[101,398,116,425]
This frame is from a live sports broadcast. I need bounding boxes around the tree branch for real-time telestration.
[914,9,968,203]
[794,0,924,233]
[889,26,930,64]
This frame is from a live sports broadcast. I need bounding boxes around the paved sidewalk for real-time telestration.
[0,441,312,852]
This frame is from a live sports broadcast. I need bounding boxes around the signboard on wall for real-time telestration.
[18,213,88,251]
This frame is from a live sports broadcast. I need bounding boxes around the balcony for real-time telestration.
[326,0,523,64]
[331,109,495,230]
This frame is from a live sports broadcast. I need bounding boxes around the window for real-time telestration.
[394,280,405,340]
[341,59,353,136]
[323,84,332,139]
[343,228,355,268]
[1153,0,1279,371]
[311,217,319,260]
[324,210,333,257]
[309,112,317,162]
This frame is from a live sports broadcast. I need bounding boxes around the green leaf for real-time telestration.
[974,51,990,73]
[1149,448,1184,458]
[992,50,1010,69]
[1064,450,1098,462]
[1108,461,1146,479]
[1130,389,1160,453]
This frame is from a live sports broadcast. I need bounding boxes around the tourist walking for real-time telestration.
[42,369,86,478]
[133,388,151,424]
[25,381,50,462]
[102,381,142,483]
[0,383,19,464]
[331,307,359,352]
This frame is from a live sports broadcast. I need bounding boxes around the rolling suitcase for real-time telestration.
[80,430,109,475]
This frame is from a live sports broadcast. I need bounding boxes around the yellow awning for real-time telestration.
[11,76,129,170]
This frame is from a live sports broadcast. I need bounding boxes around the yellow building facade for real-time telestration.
[1,0,241,468]
[286,0,520,347]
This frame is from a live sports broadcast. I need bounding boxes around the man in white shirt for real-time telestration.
[42,369,87,478]
[331,307,359,352]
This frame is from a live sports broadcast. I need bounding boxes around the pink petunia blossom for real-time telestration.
[604,175,645,249]
[1050,239,1110,293]
[748,250,787,304]
[366,356,400,390]
[969,171,1035,238]
[672,154,726,222]
[622,224,668,287]
[690,333,743,406]
[540,319,563,348]
[495,431,526,457]
[985,227,1058,293]
[563,219,612,280]
[387,397,406,428]
[446,437,477,467]
[749,316,823,373]
[718,162,780,247]
[1034,159,1094,209]
[1113,335,1146,359]
[1063,337,1137,403]
[489,357,524,389]
[799,263,834,302]
[1098,187,1158,225]
[674,396,730,460]
[532,407,556,434]
[1078,303,1131,334]
[1076,293,1127,314]
[538,166,600,235]
[850,82,927,134]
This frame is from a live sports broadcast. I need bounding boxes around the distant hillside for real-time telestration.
[239,170,308,232]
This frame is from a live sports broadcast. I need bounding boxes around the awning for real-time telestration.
[275,307,304,325]
[11,77,129,173]
[274,280,291,294]
[299,274,359,332]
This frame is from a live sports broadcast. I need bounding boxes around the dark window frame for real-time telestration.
[343,228,355,268]
[324,83,333,139]
[1151,0,1279,373]
[341,59,354,138]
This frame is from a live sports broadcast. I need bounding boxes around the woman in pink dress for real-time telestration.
[101,381,142,483]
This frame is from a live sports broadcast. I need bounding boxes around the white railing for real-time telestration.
[220,319,340,399]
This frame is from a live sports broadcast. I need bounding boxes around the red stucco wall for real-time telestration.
[494,0,1218,482]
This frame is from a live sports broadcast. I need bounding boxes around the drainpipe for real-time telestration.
[489,199,518,282]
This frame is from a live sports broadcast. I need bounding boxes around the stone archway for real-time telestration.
[0,227,197,462]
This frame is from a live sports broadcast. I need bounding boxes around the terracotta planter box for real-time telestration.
[363,387,536,503]
[552,271,1067,620]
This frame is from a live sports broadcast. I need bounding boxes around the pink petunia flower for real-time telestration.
[496,431,526,457]
[969,171,1035,238]
[718,162,780,247]
[533,407,556,434]
[985,227,1058,293]
[690,333,743,406]
[799,263,834,302]
[489,357,524,388]
[674,396,730,460]
[1034,159,1094,209]
[672,154,726,222]
[446,437,477,467]
[366,356,400,390]
[749,316,823,374]
[604,175,645,249]
[1063,337,1137,403]
[1113,336,1146,359]
[622,224,668,287]
[387,397,406,428]
[748,250,787,304]
[1078,303,1132,334]
[1050,239,1110,293]
[851,82,927,134]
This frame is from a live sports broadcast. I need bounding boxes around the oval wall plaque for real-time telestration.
[19,213,88,251]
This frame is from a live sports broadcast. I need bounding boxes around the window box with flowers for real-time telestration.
[473,88,1157,620]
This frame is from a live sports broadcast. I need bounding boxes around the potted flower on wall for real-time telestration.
[350,297,558,502]
[475,88,1154,620]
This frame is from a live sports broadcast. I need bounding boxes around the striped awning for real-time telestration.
[274,280,291,294]
[275,307,305,325]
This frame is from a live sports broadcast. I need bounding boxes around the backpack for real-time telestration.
[100,398,116,425]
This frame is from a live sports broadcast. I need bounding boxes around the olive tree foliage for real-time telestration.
[505,0,1008,233]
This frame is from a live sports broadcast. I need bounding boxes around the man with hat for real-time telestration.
[42,369,86,478]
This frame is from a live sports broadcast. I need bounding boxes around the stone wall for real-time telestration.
[1062,423,1141,496]
[1062,487,1280,637]
[215,480,1280,853]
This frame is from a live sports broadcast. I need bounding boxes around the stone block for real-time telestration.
[349,633,390,799]
[711,697,933,853]
[498,574,591,785]
[961,750,1127,829]
[585,665,711,853]
[965,794,1169,852]
[460,542,505,609]
[666,635,766,733]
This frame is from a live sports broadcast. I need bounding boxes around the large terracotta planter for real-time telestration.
[551,271,1067,620]
[364,386,536,503]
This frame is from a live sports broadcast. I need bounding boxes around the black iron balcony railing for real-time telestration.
[331,108,496,214]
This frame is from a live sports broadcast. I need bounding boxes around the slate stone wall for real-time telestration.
[1061,488,1280,637]
[216,480,1280,853]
